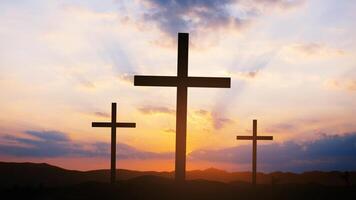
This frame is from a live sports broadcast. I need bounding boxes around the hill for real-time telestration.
[0,162,355,200]
[0,162,354,187]
[0,162,356,187]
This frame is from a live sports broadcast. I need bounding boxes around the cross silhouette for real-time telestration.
[236,119,273,186]
[92,102,136,184]
[134,33,231,182]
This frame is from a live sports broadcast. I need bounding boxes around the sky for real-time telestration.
[0,0,355,172]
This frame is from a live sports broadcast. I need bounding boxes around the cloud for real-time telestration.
[140,0,305,37]
[265,123,297,133]
[256,0,305,8]
[325,79,356,92]
[226,50,277,84]
[164,128,175,133]
[245,71,259,78]
[142,0,243,36]
[188,132,356,172]
[118,73,135,84]
[213,117,234,130]
[231,70,260,80]
[1,131,77,157]
[75,75,96,89]
[91,142,173,159]
[94,112,110,118]
[193,109,233,130]
[346,81,356,91]
[195,109,209,116]
[265,118,322,134]
[0,130,173,159]
[25,130,70,142]
[291,43,345,57]
[138,106,175,115]
[295,43,323,55]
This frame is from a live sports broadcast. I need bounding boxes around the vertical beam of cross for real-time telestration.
[92,102,136,184]
[236,119,273,186]
[176,33,188,181]
[253,119,257,185]
[111,102,117,182]
[134,33,231,182]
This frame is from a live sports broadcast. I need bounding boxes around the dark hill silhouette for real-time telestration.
[0,162,355,187]
[0,162,355,200]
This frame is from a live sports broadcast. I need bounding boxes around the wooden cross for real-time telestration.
[92,102,136,184]
[134,33,231,182]
[236,119,273,186]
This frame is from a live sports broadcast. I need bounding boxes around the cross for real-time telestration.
[92,102,136,184]
[134,33,231,182]
[236,119,273,186]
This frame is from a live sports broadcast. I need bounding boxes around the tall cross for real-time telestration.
[236,119,273,186]
[92,102,136,184]
[134,33,231,182]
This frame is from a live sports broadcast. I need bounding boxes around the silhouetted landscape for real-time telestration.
[1,162,355,200]
[1,1,356,199]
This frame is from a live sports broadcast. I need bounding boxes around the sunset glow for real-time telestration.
[0,0,355,172]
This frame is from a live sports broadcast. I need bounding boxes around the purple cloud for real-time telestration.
[188,132,356,172]
[141,0,305,37]
[0,130,173,159]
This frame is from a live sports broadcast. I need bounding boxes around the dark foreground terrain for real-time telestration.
[1,162,355,200]
[2,177,356,200]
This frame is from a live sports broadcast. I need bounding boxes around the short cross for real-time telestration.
[92,102,136,184]
[236,119,273,186]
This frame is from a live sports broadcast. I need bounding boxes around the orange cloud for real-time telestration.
[164,128,175,133]
[138,106,175,115]
[93,112,110,118]
[325,79,356,92]
[191,109,233,130]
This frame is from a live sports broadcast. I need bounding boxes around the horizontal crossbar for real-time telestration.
[134,76,177,87]
[257,136,273,140]
[236,136,253,140]
[187,77,230,88]
[92,122,136,128]
[134,75,231,88]
[236,136,273,140]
